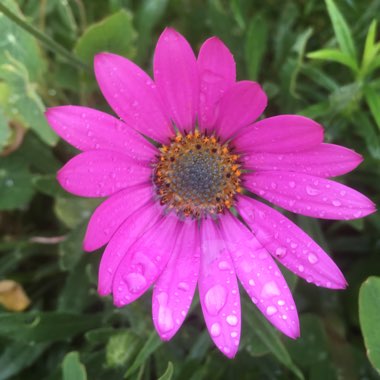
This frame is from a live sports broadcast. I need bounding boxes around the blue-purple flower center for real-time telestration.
[153,131,241,218]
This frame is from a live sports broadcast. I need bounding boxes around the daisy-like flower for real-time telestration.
[46,28,375,358]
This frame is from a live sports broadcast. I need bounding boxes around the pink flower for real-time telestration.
[45,28,375,358]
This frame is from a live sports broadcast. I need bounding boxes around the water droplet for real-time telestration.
[124,273,147,294]
[307,253,318,264]
[290,242,298,249]
[261,281,281,298]
[354,210,362,218]
[275,247,287,258]
[157,304,174,333]
[340,190,346,196]
[210,322,221,337]
[332,200,341,207]
[231,331,238,338]
[218,261,230,270]
[178,282,189,291]
[226,315,238,326]
[298,265,305,273]
[266,305,278,316]
[248,279,255,287]
[306,185,320,196]
[289,181,296,188]
[204,285,227,316]
[277,299,285,306]
[271,182,277,189]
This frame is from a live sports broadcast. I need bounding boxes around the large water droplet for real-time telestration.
[306,185,320,196]
[178,282,189,291]
[124,273,147,294]
[266,305,278,316]
[204,285,227,316]
[307,253,318,264]
[226,315,238,326]
[275,247,287,258]
[158,305,174,333]
[210,322,221,337]
[261,281,281,298]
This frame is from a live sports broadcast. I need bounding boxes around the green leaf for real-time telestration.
[0,154,34,210]
[0,0,46,81]
[106,331,141,368]
[74,10,137,66]
[59,223,87,271]
[243,299,304,379]
[325,0,357,61]
[124,330,163,378]
[245,15,268,80]
[307,49,358,72]
[364,86,380,130]
[158,362,174,380]
[361,20,380,76]
[0,55,58,146]
[0,108,11,152]
[62,352,87,380]
[353,112,380,159]
[359,276,380,374]
[0,312,102,343]
[0,341,48,380]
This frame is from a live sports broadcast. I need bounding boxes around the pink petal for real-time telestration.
[243,143,363,178]
[57,150,150,197]
[237,196,347,289]
[233,115,324,153]
[112,215,179,307]
[215,81,267,141]
[94,53,173,144]
[245,171,376,220]
[153,28,199,132]
[198,219,241,358]
[197,37,236,131]
[83,185,154,252]
[152,221,200,340]
[220,212,300,338]
[45,106,156,162]
[98,203,162,296]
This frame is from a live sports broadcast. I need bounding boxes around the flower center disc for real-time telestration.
[154,131,241,218]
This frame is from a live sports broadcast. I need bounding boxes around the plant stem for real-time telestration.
[0,3,89,71]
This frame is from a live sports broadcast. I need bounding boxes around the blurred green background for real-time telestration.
[0,0,380,379]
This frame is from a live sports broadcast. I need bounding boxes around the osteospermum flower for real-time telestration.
[46,28,375,358]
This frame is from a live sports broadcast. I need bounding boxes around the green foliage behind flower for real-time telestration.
[0,0,379,379]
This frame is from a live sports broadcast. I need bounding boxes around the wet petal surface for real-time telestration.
[112,215,179,307]
[57,150,150,197]
[237,196,347,289]
[198,219,241,358]
[245,171,376,220]
[45,106,156,162]
[197,37,236,131]
[94,52,173,143]
[154,28,199,132]
[84,185,154,252]
[234,115,323,153]
[221,212,300,338]
[243,143,363,178]
[152,222,200,340]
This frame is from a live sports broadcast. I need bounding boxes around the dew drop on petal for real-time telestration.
[288,181,296,188]
[298,265,305,273]
[307,253,318,264]
[210,322,221,337]
[332,200,342,207]
[266,305,278,316]
[204,285,227,316]
[275,247,287,258]
[124,273,147,294]
[226,315,238,326]
[178,282,189,291]
[277,299,285,306]
[261,281,281,298]
[218,261,231,270]
[306,185,320,196]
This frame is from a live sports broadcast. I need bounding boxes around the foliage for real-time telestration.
[0,0,379,379]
